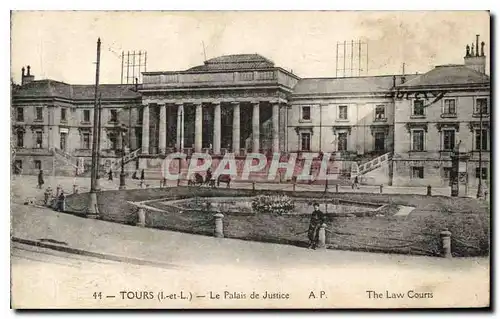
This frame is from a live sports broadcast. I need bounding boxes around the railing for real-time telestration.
[354,152,392,177]
[53,148,78,170]
[54,148,74,163]
[110,148,141,171]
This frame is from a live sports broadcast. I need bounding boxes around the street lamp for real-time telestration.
[119,126,127,190]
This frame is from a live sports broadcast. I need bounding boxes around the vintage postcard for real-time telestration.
[10,10,490,309]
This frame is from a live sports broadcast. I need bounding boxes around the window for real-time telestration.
[83,110,90,122]
[35,131,43,148]
[411,129,425,151]
[82,133,90,149]
[16,107,24,122]
[138,108,144,124]
[301,106,311,121]
[338,105,348,120]
[475,167,487,180]
[475,129,488,151]
[60,132,67,150]
[474,98,488,115]
[374,132,385,151]
[337,132,348,151]
[413,100,424,116]
[16,131,24,148]
[34,160,42,170]
[442,129,456,151]
[61,108,67,122]
[411,166,424,179]
[300,132,311,151]
[110,109,118,122]
[443,99,456,115]
[109,133,117,150]
[35,107,43,120]
[375,105,386,119]
[443,167,452,179]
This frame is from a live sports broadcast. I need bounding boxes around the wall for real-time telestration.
[288,95,395,154]
[393,87,490,186]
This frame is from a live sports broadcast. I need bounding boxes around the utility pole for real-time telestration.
[87,37,101,218]
[477,103,484,199]
[202,41,207,61]
[95,93,102,190]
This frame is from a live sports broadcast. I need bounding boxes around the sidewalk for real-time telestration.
[11,175,485,205]
[11,202,488,271]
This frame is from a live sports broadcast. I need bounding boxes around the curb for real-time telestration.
[11,237,180,270]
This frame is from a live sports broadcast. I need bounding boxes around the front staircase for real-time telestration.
[109,148,141,171]
[53,147,141,176]
[351,152,393,182]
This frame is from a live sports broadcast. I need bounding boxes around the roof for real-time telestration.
[187,54,275,72]
[12,80,140,100]
[398,65,490,87]
[292,75,418,95]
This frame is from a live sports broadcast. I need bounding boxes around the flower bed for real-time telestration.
[251,195,295,215]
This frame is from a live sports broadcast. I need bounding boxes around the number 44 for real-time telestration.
[93,292,102,299]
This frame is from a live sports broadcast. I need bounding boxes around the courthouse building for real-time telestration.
[11,38,490,188]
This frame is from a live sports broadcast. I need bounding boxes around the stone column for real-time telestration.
[141,104,149,154]
[158,103,167,154]
[194,102,203,153]
[251,101,260,153]
[232,102,240,153]
[213,102,221,154]
[272,102,280,153]
[176,103,184,150]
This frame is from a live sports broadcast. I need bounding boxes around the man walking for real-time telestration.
[37,169,44,189]
[308,202,325,249]
[352,175,359,190]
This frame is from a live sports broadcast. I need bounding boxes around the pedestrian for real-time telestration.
[37,169,44,189]
[140,169,145,181]
[108,168,113,181]
[352,175,359,190]
[205,167,212,185]
[308,202,325,250]
[57,190,65,212]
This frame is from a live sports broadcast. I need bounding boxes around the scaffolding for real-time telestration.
[121,50,148,84]
[335,40,369,78]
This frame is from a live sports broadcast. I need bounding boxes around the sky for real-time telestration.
[10,11,490,85]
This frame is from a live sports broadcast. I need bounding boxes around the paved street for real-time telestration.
[12,242,121,269]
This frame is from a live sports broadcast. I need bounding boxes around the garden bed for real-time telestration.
[64,187,490,257]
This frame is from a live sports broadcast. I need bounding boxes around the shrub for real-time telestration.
[251,195,295,215]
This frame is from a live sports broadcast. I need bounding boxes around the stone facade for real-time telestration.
[12,46,490,188]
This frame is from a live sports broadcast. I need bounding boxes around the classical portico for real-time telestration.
[140,98,286,155]
[138,54,299,156]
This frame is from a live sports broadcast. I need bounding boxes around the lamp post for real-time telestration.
[476,103,484,199]
[119,126,127,190]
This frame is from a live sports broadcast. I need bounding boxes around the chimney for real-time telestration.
[392,75,396,87]
[464,35,486,74]
[21,65,35,85]
[476,34,479,57]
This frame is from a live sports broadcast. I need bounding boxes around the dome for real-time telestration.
[187,54,275,72]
